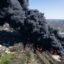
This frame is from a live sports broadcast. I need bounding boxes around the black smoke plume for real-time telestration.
[0,0,64,55]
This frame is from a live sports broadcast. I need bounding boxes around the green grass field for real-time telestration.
[0,53,12,64]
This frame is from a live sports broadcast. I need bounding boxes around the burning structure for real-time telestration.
[0,0,64,56]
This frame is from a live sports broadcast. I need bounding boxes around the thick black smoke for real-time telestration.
[0,0,64,55]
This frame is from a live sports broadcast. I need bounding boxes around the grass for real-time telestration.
[0,53,12,64]
[0,43,64,64]
[43,52,64,64]
[36,51,64,64]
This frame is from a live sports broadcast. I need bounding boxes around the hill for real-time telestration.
[47,19,64,32]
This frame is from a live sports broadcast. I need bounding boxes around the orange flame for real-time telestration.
[37,47,44,52]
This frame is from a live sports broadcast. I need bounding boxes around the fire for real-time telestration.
[37,47,44,52]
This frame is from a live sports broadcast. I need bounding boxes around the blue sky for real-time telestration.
[29,0,64,19]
